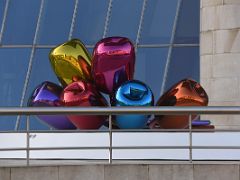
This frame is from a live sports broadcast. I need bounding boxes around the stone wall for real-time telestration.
[200,0,240,128]
[0,164,240,180]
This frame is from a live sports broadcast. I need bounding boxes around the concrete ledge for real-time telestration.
[1,164,240,180]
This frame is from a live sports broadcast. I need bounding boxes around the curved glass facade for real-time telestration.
[0,0,200,130]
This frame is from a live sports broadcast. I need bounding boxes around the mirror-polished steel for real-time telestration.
[49,39,92,87]
[0,106,239,115]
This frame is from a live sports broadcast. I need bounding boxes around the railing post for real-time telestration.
[188,114,192,163]
[26,115,30,166]
[109,114,112,164]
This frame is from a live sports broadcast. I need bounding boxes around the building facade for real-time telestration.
[200,0,240,129]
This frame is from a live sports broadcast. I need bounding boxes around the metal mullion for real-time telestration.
[0,0,10,44]
[26,115,30,166]
[0,44,199,49]
[15,0,45,130]
[109,115,112,164]
[68,0,79,40]
[189,114,192,163]
[160,0,183,95]
[135,0,148,52]
[102,0,113,38]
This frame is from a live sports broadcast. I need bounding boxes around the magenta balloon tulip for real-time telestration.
[92,37,135,94]
[28,81,76,130]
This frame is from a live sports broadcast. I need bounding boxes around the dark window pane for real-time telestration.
[107,0,143,43]
[0,48,31,106]
[0,48,31,130]
[24,48,59,100]
[2,0,41,44]
[37,0,75,45]
[0,0,6,30]
[174,0,200,44]
[73,0,108,45]
[165,47,199,91]
[135,48,168,101]
[140,0,178,44]
[19,48,60,130]
[18,116,50,130]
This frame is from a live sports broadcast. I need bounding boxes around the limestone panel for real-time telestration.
[104,165,148,180]
[59,165,104,180]
[200,55,212,78]
[214,29,240,53]
[218,5,240,29]
[149,165,193,180]
[212,53,240,78]
[194,165,239,180]
[11,167,58,180]
[201,31,213,55]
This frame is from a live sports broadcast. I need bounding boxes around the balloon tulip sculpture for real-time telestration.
[61,81,108,129]
[28,37,211,130]
[28,81,76,129]
[112,80,154,129]
[92,37,135,94]
[49,39,92,87]
[149,79,208,129]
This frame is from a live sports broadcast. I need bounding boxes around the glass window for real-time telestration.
[135,48,169,101]
[0,48,31,106]
[164,47,199,91]
[0,48,31,130]
[37,0,75,45]
[18,48,60,130]
[174,0,200,44]
[140,0,178,44]
[107,0,143,43]
[73,0,108,45]
[23,48,59,106]
[18,116,50,130]
[2,0,41,44]
[0,0,200,130]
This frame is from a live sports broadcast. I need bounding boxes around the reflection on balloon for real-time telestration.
[112,80,154,129]
[49,39,92,87]
[28,81,76,129]
[92,36,135,94]
[192,120,210,126]
[61,81,108,129]
[149,79,208,129]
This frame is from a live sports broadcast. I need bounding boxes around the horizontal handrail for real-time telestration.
[0,106,239,115]
[1,146,240,151]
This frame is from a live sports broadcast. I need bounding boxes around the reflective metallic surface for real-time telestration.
[112,80,154,129]
[149,79,208,129]
[28,81,76,129]
[49,39,92,87]
[92,37,135,94]
[192,120,210,126]
[61,81,108,129]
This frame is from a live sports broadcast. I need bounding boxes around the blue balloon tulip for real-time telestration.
[112,80,154,129]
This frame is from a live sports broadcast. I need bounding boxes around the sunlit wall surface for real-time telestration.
[0,0,199,130]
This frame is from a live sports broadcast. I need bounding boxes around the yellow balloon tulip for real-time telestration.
[49,39,92,86]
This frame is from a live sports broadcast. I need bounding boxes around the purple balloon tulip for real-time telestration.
[28,81,76,129]
[92,37,135,94]
[192,120,211,126]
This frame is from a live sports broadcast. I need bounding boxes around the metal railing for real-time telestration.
[0,106,240,166]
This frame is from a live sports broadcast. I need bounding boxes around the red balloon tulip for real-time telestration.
[149,79,208,129]
[92,37,135,94]
[61,81,108,129]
